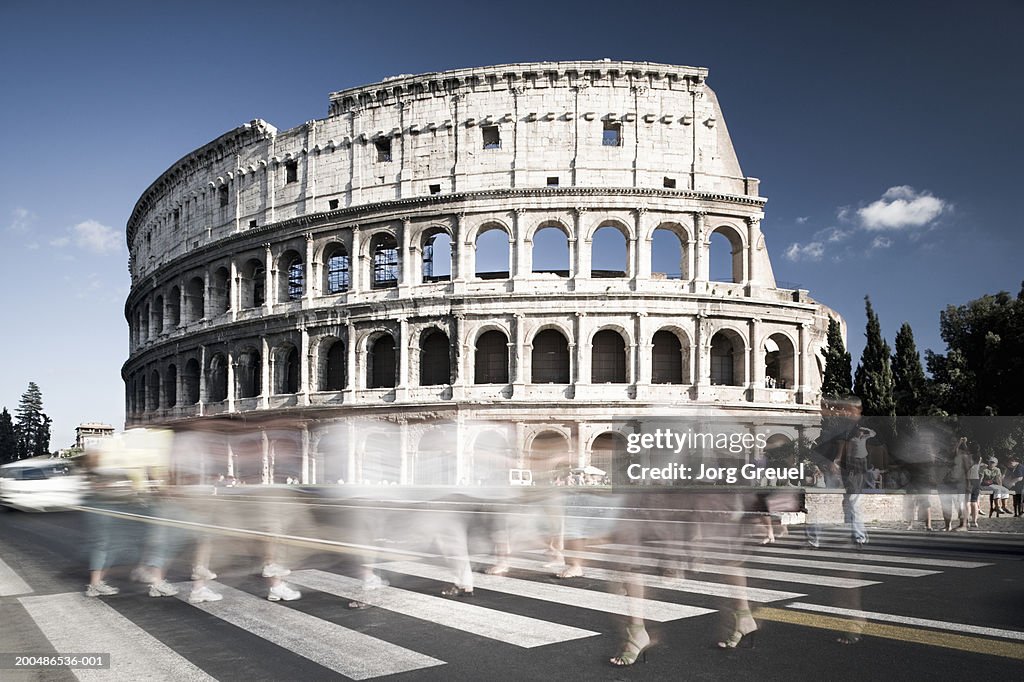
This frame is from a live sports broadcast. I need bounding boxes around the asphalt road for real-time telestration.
[1,495,1022,681]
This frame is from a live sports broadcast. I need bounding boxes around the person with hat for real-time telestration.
[979,456,1011,516]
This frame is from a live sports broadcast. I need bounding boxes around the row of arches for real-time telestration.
[131,215,751,348]
[127,324,800,414]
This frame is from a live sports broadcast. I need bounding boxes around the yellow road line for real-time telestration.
[755,607,1024,661]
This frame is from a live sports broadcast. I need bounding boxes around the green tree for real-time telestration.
[854,297,895,417]
[892,322,927,416]
[821,317,852,398]
[0,408,16,464]
[14,382,51,459]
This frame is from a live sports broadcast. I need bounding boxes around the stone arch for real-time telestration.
[153,295,164,335]
[473,222,511,279]
[165,364,178,408]
[531,327,571,383]
[420,225,453,283]
[763,331,797,390]
[531,221,571,276]
[359,425,401,484]
[474,328,509,384]
[206,353,228,402]
[710,328,746,386]
[168,286,181,327]
[590,222,629,278]
[652,327,690,384]
[272,342,301,394]
[234,346,262,398]
[316,335,346,391]
[419,326,451,386]
[210,266,230,315]
[148,368,161,411]
[590,327,629,383]
[184,276,204,322]
[183,357,201,405]
[651,222,690,281]
[366,331,398,389]
[589,431,628,483]
[239,257,266,308]
[277,249,304,302]
[368,231,399,289]
[707,223,746,283]
[471,428,515,485]
[414,424,456,485]
[526,430,572,480]
[322,241,351,294]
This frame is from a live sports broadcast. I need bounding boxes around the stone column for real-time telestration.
[635,312,649,387]
[400,218,413,290]
[692,211,708,287]
[263,242,274,309]
[634,207,649,281]
[301,423,310,485]
[513,313,527,389]
[304,232,316,300]
[261,429,270,485]
[226,349,235,413]
[261,337,271,409]
[695,314,710,388]
[797,323,809,405]
[347,419,357,483]
[452,313,466,399]
[350,225,362,293]
[512,208,529,281]
[749,318,763,390]
[399,421,409,485]
[573,207,589,280]
[573,312,586,388]
[226,440,234,478]
[746,216,760,286]
[229,259,239,320]
[198,345,207,415]
[345,320,358,398]
[398,317,409,397]
[300,326,310,406]
[453,213,466,283]
[202,269,211,320]
[575,423,587,468]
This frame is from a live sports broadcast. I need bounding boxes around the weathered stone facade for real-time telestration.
[123,61,840,485]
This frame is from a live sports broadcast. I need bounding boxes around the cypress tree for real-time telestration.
[14,382,50,459]
[892,322,927,416]
[822,317,853,398]
[854,297,896,417]
[0,408,16,464]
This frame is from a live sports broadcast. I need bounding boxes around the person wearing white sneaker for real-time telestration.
[267,582,301,601]
[85,581,120,597]
[191,565,217,581]
[189,586,223,603]
[149,580,180,597]
[262,563,292,578]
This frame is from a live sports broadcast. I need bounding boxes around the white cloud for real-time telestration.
[784,241,825,262]
[871,236,892,249]
[857,185,948,230]
[814,227,851,243]
[8,207,36,232]
[795,216,809,224]
[51,219,122,254]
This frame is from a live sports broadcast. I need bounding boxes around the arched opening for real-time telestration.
[590,432,627,484]
[528,431,571,481]
[710,330,745,386]
[240,258,266,308]
[323,243,350,294]
[268,431,301,484]
[652,227,685,280]
[235,348,262,399]
[591,224,627,278]
[166,364,177,408]
[148,369,161,411]
[274,345,300,394]
[472,428,514,485]
[419,329,451,386]
[474,330,509,384]
[183,358,201,405]
[415,426,456,485]
[318,338,346,391]
[591,329,627,383]
[211,267,230,315]
[474,226,510,279]
[168,286,181,327]
[139,305,149,341]
[652,330,685,384]
[532,225,569,276]
[532,329,570,383]
[153,295,164,335]
[371,233,399,289]
[422,230,452,283]
[279,251,304,301]
[709,227,743,283]
[207,354,228,402]
[361,431,401,484]
[368,334,397,388]
[764,333,796,389]
[185,276,204,322]
[137,374,146,413]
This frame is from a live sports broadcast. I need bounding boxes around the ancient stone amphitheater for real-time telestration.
[123,60,839,485]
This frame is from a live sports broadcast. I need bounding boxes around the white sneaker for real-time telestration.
[148,580,179,597]
[130,566,157,584]
[262,563,291,578]
[191,566,217,581]
[189,586,223,603]
[85,581,119,597]
[267,583,301,601]
[362,574,388,590]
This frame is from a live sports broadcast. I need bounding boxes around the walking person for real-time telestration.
[940,436,971,531]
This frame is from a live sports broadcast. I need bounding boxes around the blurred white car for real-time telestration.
[0,457,85,511]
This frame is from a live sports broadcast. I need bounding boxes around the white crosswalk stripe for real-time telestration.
[369,560,714,622]
[469,554,806,602]
[0,555,32,596]
[18,592,214,681]
[593,543,940,577]
[667,540,992,568]
[523,548,880,588]
[787,602,1024,641]
[288,569,599,647]
[172,581,445,679]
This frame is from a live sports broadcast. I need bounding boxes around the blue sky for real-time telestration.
[1,0,1021,448]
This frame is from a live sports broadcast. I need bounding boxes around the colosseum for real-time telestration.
[123,60,840,486]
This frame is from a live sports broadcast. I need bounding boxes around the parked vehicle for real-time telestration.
[0,457,85,511]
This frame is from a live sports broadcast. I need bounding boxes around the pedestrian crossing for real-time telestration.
[7,535,1023,679]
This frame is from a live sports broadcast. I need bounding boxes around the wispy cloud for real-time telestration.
[795,216,809,224]
[784,241,826,262]
[815,227,851,243]
[857,186,948,230]
[8,207,36,232]
[51,219,122,254]
[871,236,892,249]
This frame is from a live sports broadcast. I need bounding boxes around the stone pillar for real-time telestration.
[573,207,589,280]
[749,318,763,390]
[226,349,235,413]
[452,313,466,399]
[350,225,362,293]
[399,421,409,485]
[746,216,760,286]
[573,312,586,388]
[263,242,274,309]
[400,218,413,290]
[300,326,310,406]
[261,429,270,485]
[261,337,270,409]
[202,269,211,320]
[513,208,529,281]
[513,313,527,389]
[634,207,649,281]
[345,320,358,398]
[301,423,310,485]
[347,419,357,483]
[304,232,316,300]
[398,317,409,397]
[692,211,707,287]
[635,312,649,387]
[695,314,710,388]
[198,345,207,414]
[226,440,234,478]
[798,323,809,404]
[575,423,587,468]
[229,260,238,320]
